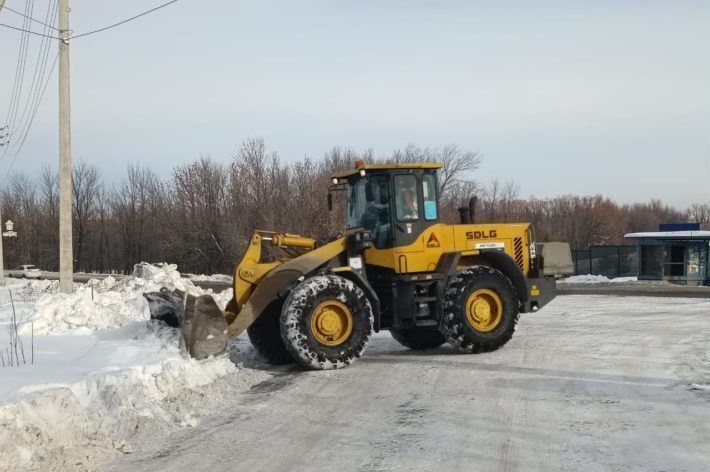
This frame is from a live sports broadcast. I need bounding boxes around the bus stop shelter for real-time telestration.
[625,226,710,286]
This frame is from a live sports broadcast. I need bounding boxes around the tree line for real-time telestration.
[1,138,708,275]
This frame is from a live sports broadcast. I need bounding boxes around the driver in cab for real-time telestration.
[399,189,418,220]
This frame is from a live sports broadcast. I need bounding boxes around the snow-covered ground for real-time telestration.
[110,295,710,472]
[3,268,710,471]
[0,264,267,472]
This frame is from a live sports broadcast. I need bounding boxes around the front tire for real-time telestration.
[280,275,373,370]
[390,327,446,350]
[440,266,519,353]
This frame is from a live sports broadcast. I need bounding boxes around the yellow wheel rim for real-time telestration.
[310,300,353,346]
[465,289,503,332]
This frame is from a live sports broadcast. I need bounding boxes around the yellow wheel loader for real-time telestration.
[146,162,556,369]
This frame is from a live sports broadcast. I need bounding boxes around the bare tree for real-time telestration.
[38,166,60,270]
[72,161,100,271]
[0,138,700,274]
[437,145,482,199]
[687,203,710,229]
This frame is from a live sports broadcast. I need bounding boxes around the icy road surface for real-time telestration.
[109,295,710,472]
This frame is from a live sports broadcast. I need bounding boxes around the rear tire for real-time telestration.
[440,266,519,353]
[390,327,446,350]
[280,275,373,370]
[247,299,294,365]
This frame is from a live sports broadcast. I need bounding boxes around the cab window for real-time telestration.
[346,179,367,229]
[347,176,392,248]
[394,175,419,221]
[422,174,438,220]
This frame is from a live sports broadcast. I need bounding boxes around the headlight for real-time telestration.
[348,257,363,270]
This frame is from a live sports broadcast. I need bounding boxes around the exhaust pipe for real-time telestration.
[458,207,471,224]
[458,196,478,224]
[469,196,478,223]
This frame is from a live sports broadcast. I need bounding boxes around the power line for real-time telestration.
[69,0,179,39]
[0,0,180,177]
[1,3,60,31]
[1,53,58,185]
[0,0,179,40]
[0,21,59,39]
[8,0,57,156]
[9,0,35,134]
[2,0,34,160]
[12,0,57,134]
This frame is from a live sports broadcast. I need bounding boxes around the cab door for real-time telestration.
[393,173,424,253]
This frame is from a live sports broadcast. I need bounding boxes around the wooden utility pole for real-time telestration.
[58,0,73,293]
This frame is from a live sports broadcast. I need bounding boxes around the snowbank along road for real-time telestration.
[0,266,245,471]
[109,295,710,472]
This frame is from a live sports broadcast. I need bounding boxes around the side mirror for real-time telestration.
[327,192,333,211]
[365,182,375,202]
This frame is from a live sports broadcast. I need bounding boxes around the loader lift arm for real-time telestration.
[226,232,351,339]
[228,231,317,322]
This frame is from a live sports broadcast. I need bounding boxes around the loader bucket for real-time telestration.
[144,289,229,360]
[144,289,185,328]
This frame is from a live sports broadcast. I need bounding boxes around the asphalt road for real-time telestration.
[108,295,710,472]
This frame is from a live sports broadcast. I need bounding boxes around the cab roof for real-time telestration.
[331,162,443,180]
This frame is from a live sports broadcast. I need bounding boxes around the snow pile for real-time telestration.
[0,276,264,471]
[560,275,638,284]
[20,263,233,336]
[23,278,58,294]
[0,327,267,471]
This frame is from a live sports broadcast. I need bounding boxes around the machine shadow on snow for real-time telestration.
[244,373,298,395]
[227,346,289,372]
[369,343,458,357]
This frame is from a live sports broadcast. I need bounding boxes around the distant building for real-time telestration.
[624,223,710,286]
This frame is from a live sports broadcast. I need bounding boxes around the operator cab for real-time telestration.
[330,162,442,249]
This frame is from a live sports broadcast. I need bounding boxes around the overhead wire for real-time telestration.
[1,0,34,159]
[1,53,58,186]
[9,0,58,157]
[1,3,61,31]
[0,0,180,178]
[69,0,179,39]
[0,0,181,40]
[7,0,35,134]
[0,20,59,39]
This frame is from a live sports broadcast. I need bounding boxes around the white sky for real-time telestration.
[0,0,708,207]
